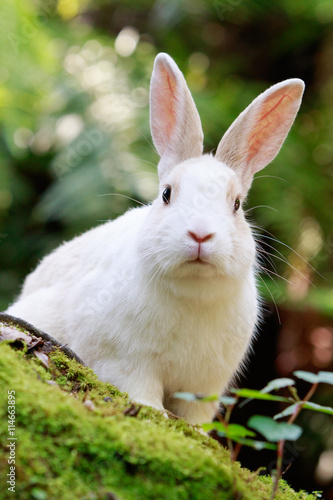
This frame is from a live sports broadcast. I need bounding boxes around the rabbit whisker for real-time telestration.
[256,249,279,275]
[98,193,148,207]
[251,224,322,274]
[257,246,307,281]
[245,205,278,213]
[134,126,159,156]
[258,275,281,325]
[254,236,315,287]
[253,174,289,183]
[131,169,159,177]
[259,266,294,286]
[254,231,323,282]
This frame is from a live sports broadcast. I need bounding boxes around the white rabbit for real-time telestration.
[6,53,304,425]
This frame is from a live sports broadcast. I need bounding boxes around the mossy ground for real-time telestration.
[0,342,317,500]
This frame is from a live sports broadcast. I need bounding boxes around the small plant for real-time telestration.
[174,370,333,499]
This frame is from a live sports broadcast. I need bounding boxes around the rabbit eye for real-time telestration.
[162,186,171,204]
[234,198,240,212]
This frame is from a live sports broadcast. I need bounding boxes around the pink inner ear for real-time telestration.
[153,66,179,152]
[247,87,296,165]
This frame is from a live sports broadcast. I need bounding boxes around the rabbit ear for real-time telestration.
[150,53,204,178]
[215,79,305,193]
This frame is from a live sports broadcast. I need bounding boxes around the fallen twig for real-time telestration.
[0,312,85,366]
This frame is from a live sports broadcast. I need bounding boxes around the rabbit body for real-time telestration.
[7,157,257,424]
[6,53,304,424]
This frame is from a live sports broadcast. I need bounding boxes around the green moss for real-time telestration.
[0,344,316,500]
[49,349,122,397]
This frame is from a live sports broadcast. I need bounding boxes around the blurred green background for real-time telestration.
[0,0,333,496]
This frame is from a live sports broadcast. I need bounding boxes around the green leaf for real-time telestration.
[288,386,299,400]
[173,392,220,402]
[236,438,277,451]
[226,424,256,439]
[197,393,219,402]
[31,489,48,500]
[293,370,333,385]
[202,422,227,433]
[248,415,303,442]
[293,371,319,383]
[261,378,295,393]
[231,388,290,403]
[303,401,333,415]
[219,396,237,406]
[274,401,333,419]
[274,403,300,420]
[317,371,333,385]
[202,422,256,439]
[173,392,197,402]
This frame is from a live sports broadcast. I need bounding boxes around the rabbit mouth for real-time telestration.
[176,258,218,279]
[185,256,214,267]
[185,246,214,266]
[189,257,209,265]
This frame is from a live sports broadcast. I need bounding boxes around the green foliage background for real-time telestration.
[0,0,333,313]
[0,0,333,496]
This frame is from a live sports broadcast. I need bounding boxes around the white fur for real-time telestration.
[6,54,304,425]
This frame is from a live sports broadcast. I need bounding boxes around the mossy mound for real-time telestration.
[0,342,316,500]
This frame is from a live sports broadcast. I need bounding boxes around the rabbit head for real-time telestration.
[138,54,304,298]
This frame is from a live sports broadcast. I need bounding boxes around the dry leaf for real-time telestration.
[46,380,58,387]
[123,404,141,417]
[34,349,50,368]
[0,325,31,343]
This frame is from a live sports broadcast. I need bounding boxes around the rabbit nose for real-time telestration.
[188,231,214,243]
